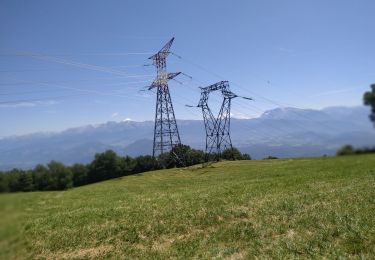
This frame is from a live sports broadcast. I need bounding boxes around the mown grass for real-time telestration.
[0,155,374,259]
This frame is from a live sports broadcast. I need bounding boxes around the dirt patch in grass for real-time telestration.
[43,244,113,259]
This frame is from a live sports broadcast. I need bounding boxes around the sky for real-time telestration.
[0,0,374,137]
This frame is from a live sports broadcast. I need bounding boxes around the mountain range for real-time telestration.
[1,106,374,170]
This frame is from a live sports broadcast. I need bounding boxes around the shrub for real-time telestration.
[263,156,278,160]
[336,145,355,156]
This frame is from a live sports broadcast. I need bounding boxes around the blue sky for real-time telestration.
[0,0,374,137]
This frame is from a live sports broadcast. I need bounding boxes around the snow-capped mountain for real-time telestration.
[0,106,374,170]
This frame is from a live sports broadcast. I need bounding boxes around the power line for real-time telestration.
[0,76,153,87]
[176,77,325,142]
[183,79,306,140]
[0,79,152,97]
[0,63,153,73]
[0,94,85,105]
[170,78,286,145]
[173,53,344,133]
[0,52,154,57]
[9,51,137,77]
[3,79,148,102]
[0,89,68,96]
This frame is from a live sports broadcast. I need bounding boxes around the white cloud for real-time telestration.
[111,112,119,118]
[277,47,295,54]
[230,112,255,119]
[0,100,58,108]
[123,118,132,121]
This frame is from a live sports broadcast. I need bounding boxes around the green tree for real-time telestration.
[157,152,174,168]
[242,153,251,160]
[364,83,375,125]
[119,156,136,176]
[263,156,278,160]
[18,172,34,192]
[48,161,73,190]
[32,164,53,191]
[7,169,23,192]
[134,155,160,173]
[175,144,206,166]
[168,144,192,168]
[88,150,121,183]
[0,173,9,192]
[188,148,205,165]
[336,145,355,156]
[71,164,89,187]
[158,144,205,168]
[222,147,250,160]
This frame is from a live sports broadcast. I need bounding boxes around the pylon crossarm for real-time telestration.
[167,72,181,80]
[149,37,175,60]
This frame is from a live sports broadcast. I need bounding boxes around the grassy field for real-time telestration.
[0,155,374,259]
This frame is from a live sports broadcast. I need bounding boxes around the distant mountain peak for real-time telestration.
[260,107,322,120]
[0,106,374,170]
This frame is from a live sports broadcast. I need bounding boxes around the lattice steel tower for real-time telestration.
[148,38,182,157]
[197,81,252,160]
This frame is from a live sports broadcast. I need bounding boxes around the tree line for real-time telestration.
[2,83,373,193]
[0,145,250,193]
[336,145,375,156]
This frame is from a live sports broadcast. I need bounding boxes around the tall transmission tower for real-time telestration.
[195,81,252,160]
[148,38,182,159]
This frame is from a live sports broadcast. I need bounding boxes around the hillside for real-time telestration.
[1,106,374,170]
[1,155,374,258]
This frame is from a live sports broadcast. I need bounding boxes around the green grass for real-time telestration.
[1,155,375,259]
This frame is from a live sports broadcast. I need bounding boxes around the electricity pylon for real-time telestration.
[193,81,252,161]
[148,38,182,159]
